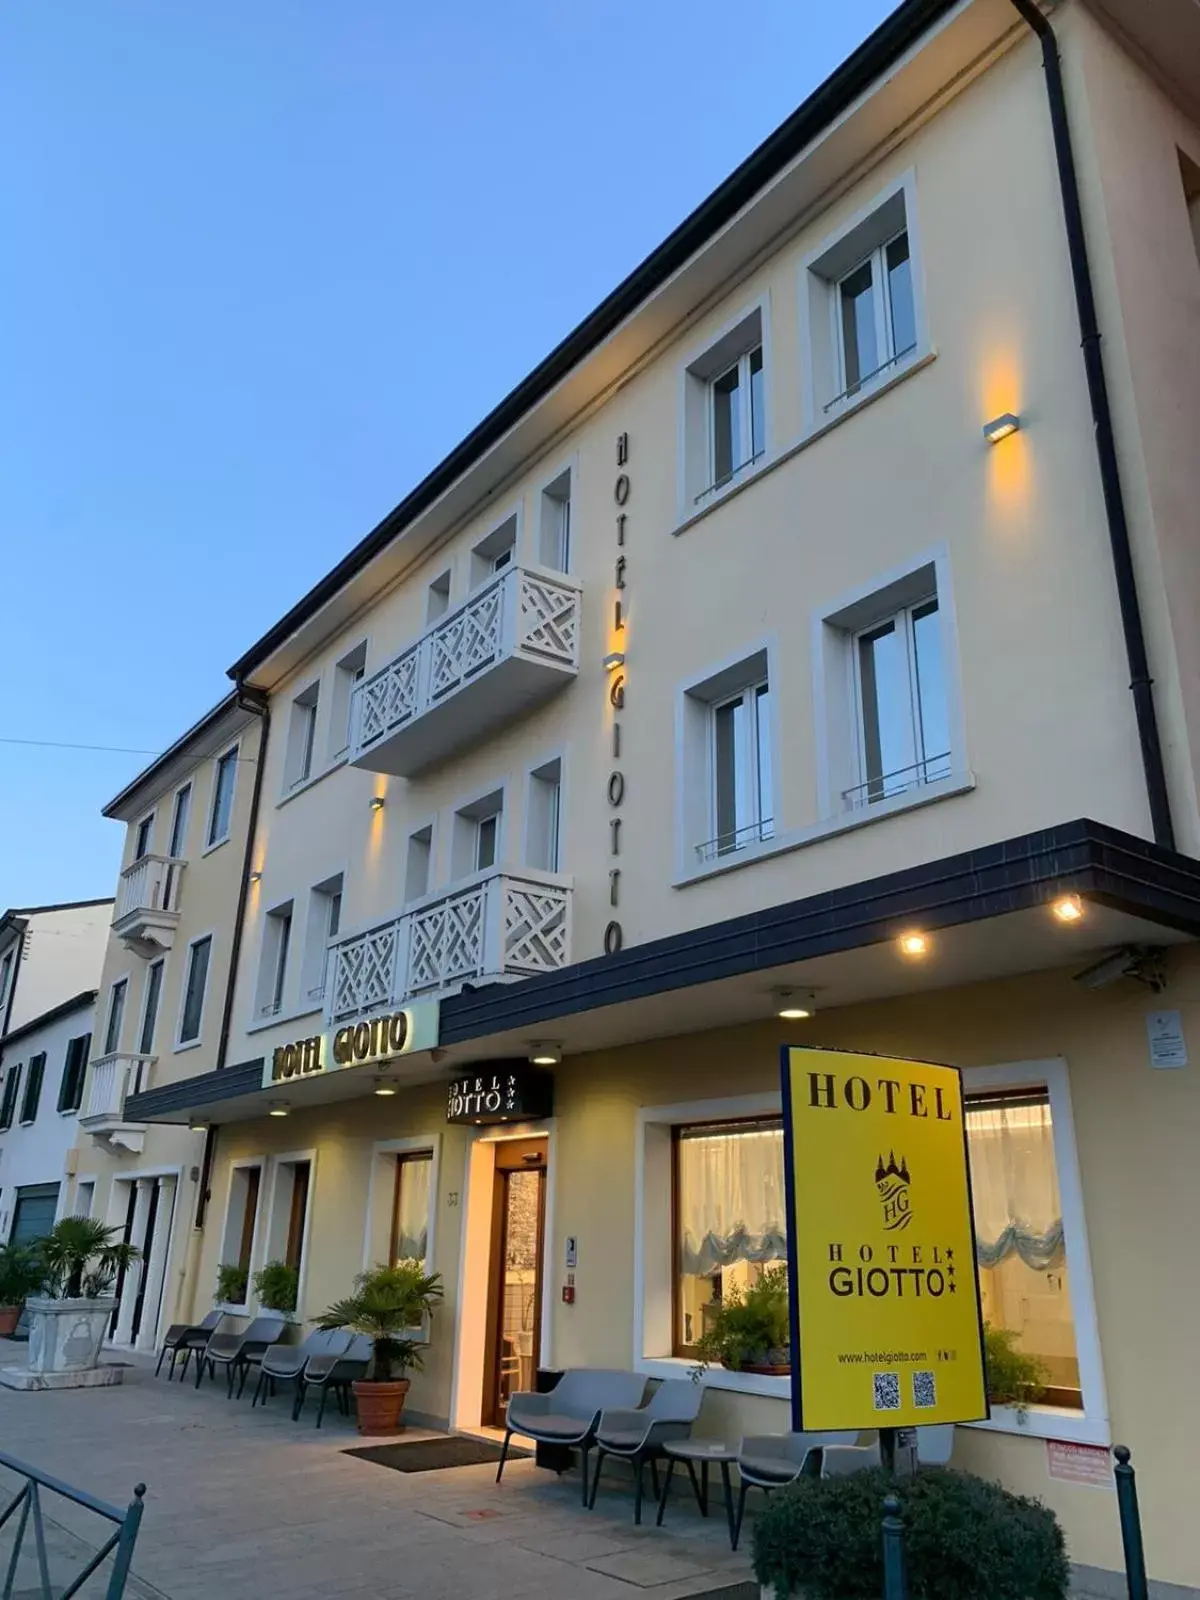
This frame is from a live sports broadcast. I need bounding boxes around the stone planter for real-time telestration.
[26,1296,116,1375]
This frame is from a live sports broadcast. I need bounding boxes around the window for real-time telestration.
[451,789,504,879]
[168,784,191,859]
[19,1054,45,1124]
[328,642,367,761]
[74,1180,94,1218]
[139,960,164,1055]
[800,178,925,425]
[0,1067,21,1132]
[301,877,343,1005]
[0,950,12,1012]
[404,826,433,902]
[57,1033,91,1113]
[178,936,212,1045]
[256,904,293,1018]
[133,813,155,861]
[104,979,128,1055]
[850,598,949,806]
[284,682,320,790]
[673,1118,785,1355]
[207,747,238,847]
[679,648,775,867]
[476,813,498,872]
[426,571,452,623]
[470,513,518,587]
[526,758,562,873]
[538,470,572,572]
[680,304,768,509]
[285,1161,310,1273]
[220,1163,262,1301]
[966,1091,1081,1410]
[391,1152,433,1267]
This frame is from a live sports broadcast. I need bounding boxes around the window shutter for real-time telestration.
[21,1054,46,1123]
[0,1066,21,1131]
[58,1034,90,1114]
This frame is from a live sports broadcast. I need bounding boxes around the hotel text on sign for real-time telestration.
[781,1046,988,1432]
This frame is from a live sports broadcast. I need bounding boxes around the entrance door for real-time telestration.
[483,1139,546,1428]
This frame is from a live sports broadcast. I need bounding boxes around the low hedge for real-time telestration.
[752,1465,1069,1600]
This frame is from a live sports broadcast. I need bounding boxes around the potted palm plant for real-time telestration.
[0,1242,44,1337]
[27,1217,140,1375]
[318,1262,443,1435]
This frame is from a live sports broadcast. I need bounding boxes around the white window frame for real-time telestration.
[674,642,780,879]
[403,817,437,905]
[132,811,156,862]
[167,782,192,861]
[524,752,565,874]
[677,298,771,520]
[257,1148,317,1321]
[216,1156,266,1311]
[204,742,240,852]
[328,642,367,764]
[137,958,165,1057]
[426,569,453,624]
[706,680,774,862]
[798,170,929,434]
[469,507,522,589]
[174,931,214,1051]
[536,457,576,574]
[849,595,950,809]
[361,1135,443,1335]
[448,783,507,883]
[254,901,295,1021]
[104,975,131,1056]
[812,545,968,825]
[299,873,344,1011]
[282,680,321,793]
[73,1177,97,1219]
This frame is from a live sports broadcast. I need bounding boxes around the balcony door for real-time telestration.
[483,1139,546,1428]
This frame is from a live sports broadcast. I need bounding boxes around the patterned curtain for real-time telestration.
[394,1157,432,1264]
[966,1100,1065,1271]
[678,1125,787,1277]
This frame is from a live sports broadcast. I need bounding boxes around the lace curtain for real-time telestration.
[966,1100,1065,1271]
[678,1125,787,1276]
[393,1156,431,1264]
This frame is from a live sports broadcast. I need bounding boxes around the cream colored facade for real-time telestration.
[129,1,1200,1591]
[71,695,263,1351]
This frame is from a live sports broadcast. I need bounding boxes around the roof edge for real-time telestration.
[0,989,98,1052]
[102,690,246,818]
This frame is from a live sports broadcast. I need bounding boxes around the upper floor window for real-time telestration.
[133,813,155,861]
[404,825,433,903]
[57,1032,91,1114]
[207,746,239,848]
[104,978,128,1055]
[471,514,518,588]
[302,876,343,1007]
[538,470,572,574]
[168,784,191,859]
[256,902,294,1018]
[19,1053,45,1124]
[328,643,367,762]
[178,934,212,1046]
[284,683,320,790]
[678,647,775,869]
[139,958,165,1054]
[527,758,562,873]
[426,571,452,623]
[836,231,915,400]
[680,304,768,510]
[451,789,504,879]
[0,950,13,1011]
[0,1066,21,1132]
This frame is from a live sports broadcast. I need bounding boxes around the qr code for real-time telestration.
[873,1372,901,1411]
[913,1370,937,1409]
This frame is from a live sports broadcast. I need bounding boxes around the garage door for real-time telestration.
[10,1183,60,1246]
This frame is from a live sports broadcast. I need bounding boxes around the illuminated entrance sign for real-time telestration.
[781,1046,988,1432]
[264,1000,440,1088]
[446,1064,554,1125]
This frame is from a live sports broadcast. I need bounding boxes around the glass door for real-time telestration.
[484,1140,546,1427]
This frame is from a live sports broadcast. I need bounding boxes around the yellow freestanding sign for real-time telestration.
[781,1046,988,1432]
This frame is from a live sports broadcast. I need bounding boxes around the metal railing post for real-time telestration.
[882,1493,907,1600]
[1112,1447,1148,1600]
[104,1484,146,1600]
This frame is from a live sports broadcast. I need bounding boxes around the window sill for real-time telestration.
[214,1301,249,1317]
[245,1003,323,1037]
[637,1356,790,1400]
[674,771,975,887]
[201,835,230,859]
[58,1108,82,1118]
[967,1406,1110,1447]
[275,755,348,810]
[671,348,936,543]
[173,1038,204,1055]
[675,456,773,535]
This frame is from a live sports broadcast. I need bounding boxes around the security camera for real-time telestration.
[1072,945,1166,992]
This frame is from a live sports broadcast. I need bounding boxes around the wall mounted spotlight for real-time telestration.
[369,796,385,812]
[249,871,262,884]
[602,651,626,672]
[983,412,1021,444]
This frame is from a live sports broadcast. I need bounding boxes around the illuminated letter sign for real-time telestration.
[270,1034,324,1082]
[445,1064,554,1126]
[781,1046,988,1431]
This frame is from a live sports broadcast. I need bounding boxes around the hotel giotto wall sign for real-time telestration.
[445,1063,554,1125]
[263,1000,441,1087]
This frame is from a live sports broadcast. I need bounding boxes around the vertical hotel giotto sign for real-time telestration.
[781,1047,988,1431]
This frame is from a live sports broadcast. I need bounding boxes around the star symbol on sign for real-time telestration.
[949,1281,957,1294]
[947,1265,956,1279]
[946,1248,955,1262]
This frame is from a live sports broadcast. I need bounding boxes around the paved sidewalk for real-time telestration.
[0,1345,754,1600]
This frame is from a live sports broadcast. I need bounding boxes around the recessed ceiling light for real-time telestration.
[373,1078,397,1097]
[528,1042,561,1066]
[1052,894,1084,924]
[267,1100,290,1118]
[898,931,930,958]
[775,989,816,1020]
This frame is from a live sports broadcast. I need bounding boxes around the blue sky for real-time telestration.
[1,0,895,910]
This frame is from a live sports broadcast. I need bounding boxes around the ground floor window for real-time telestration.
[390,1152,432,1267]
[284,1161,310,1273]
[673,1117,786,1356]
[965,1090,1081,1409]
[218,1163,262,1304]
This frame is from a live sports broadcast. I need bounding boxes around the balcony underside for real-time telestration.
[112,908,179,958]
[77,1114,146,1153]
[353,652,575,778]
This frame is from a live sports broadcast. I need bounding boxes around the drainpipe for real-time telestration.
[193,683,270,1229]
[1008,0,1174,850]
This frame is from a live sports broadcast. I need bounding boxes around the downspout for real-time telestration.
[193,683,270,1230]
[1008,0,1175,849]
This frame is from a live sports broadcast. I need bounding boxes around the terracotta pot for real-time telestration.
[352,1377,411,1435]
[0,1305,22,1338]
[739,1362,791,1376]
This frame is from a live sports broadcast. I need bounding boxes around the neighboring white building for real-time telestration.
[0,900,112,1242]
[0,990,97,1243]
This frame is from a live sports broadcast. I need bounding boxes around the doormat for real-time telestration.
[343,1436,532,1473]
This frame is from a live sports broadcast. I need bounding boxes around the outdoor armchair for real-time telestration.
[196,1314,287,1396]
[294,1334,373,1427]
[252,1329,352,1409]
[497,1369,647,1504]
[156,1310,225,1381]
[587,1379,703,1524]
[733,1431,858,1549]
[819,1439,883,1478]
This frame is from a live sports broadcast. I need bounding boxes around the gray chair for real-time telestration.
[156,1310,224,1380]
[252,1328,351,1409]
[294,1334,373,1427]
[587,1380,704,1524]
[820,1440,882,1478]
[197,1314,287,1396]
[498,1369,648,1504]
[733,1431,858,1549]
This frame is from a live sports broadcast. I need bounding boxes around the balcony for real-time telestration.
[350,565,581,777]
[78,1053,154,1152]
[326,868,572,1022]
[113,854,185,956]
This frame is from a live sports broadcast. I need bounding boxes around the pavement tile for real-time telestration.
[585,1546,724,1588]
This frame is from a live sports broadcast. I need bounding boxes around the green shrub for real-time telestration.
[0,1243,44,1307]
[252,1260,299,1314]
[215,1263,249,1305]
[691,1264,790,1375]
[752,1466,1069,1600]
[985,1323,1048,1413]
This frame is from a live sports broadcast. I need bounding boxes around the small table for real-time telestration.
[656,1438,737,1547]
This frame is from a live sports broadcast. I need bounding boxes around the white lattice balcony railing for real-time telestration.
[326,869,573,1023]
[112,854,185,955]
[79,1053,155,1131]
[350,565,581,776]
